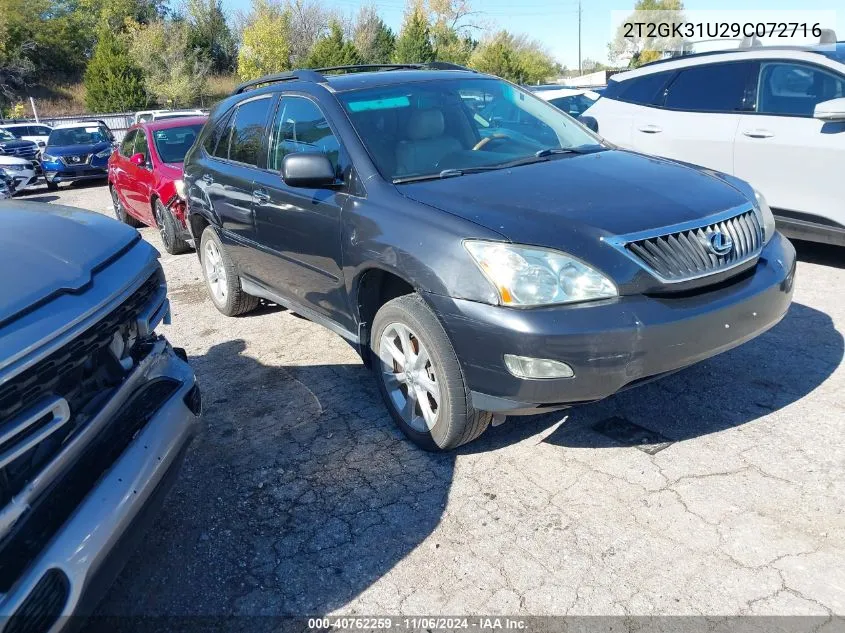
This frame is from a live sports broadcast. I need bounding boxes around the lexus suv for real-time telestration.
[582,41,845,246]
[0,202,201,628]
[184,64,795,452]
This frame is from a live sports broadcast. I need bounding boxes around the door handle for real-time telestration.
[253,189,270,203]
[742,129,774,139]
[201,174,214,184]
[637,124,663,134]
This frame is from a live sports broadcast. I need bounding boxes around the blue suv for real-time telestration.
[41,121,115,191]
[184,64,795,451]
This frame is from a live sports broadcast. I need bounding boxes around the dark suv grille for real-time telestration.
[3,146,38,160]
[623,208,763,282]
[59,154,90,166]
[0,273,162,508]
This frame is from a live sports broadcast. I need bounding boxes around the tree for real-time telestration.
[468,31,556,83]
[236,0,292,80]
[129,19,211,107]
[353,5,395,64]
[393,4,434,64]
[303,21,360,68]
[287,0,328,66]
[84,27,147,111]
[186,0,237,73]
[608,0,685,68]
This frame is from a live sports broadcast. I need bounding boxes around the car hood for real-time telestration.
[0,203,140,327]
[0,139,37,152]
[45,141,111,156]
[398,150,751,246]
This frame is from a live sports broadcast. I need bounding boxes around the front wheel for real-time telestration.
[371,294,492,451]
[46,181,58,192]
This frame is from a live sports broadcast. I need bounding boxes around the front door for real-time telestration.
[123,129,156,224]
[250,94,350,328]
[734,60,845,226]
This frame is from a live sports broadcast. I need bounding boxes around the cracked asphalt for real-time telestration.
[18,182,845,623]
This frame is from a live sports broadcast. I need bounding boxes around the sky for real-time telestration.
[224,0,845,70]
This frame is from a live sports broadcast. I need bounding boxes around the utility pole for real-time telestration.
[578,0,582,76]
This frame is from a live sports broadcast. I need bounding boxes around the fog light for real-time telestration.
[503,354,574,379]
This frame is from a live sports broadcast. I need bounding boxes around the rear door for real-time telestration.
[202,95,275,274]
[123,129,156,225]
[734,60,845,227]
[630,61,753,174]
[250,94,350,325]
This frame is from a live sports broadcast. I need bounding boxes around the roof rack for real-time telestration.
[232,62,476,94]
[233,69,326,94]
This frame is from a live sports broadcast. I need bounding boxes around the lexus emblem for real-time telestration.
[704,230,733,256]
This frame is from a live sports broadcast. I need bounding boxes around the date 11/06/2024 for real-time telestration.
[307,617,528,630]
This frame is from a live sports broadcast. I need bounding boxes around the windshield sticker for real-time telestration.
[347,96,411,112]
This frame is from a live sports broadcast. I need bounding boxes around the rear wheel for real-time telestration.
[200,226,259,316]
[371,294,492,451]
[110,185,141,227]
[154,199,191,255]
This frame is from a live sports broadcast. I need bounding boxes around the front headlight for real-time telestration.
[41,154,57,162]
[95,148,112,158]
[0,164,25,171]
[174,179,186,198]
[754,189,776,244]
[464,241,618,307]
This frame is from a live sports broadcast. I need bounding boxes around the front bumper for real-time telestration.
[425,232,796,414]
[42,164,107,184]
[0,341,200,632]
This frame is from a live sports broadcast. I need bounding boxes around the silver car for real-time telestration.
[0,202,201,630]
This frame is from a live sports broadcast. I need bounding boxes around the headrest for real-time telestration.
[406,109,445,141]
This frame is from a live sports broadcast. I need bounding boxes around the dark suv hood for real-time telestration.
[0,203,140,326]
[0,139,38,153]
[398,150,750,246]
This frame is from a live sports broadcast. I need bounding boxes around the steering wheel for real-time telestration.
[472,133,512,151]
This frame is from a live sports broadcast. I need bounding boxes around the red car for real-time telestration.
[108,116,207,254]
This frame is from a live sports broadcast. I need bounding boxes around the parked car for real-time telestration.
[0,122,53,147]
[582,41,845,246]
[0,127,39,164]
[0,154,38,193]
[109,116,206,254]
[134,109,205,124]
[0,173,12,199]
[536,87,601,118]
[41,122,115,191]
[0,202,201,630]
[184,64,795,452]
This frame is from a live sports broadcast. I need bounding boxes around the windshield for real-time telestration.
[0,129,16,141]
[338,77,602,182]
[48,126,109,146]
[152,124,204,163]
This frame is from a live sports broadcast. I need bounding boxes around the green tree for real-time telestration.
[84,27,147,111]
[186,0,237,73]
[353,5,395,64]
[608,0,685,68]
[303,21,360,68]
[129,20,211,107]
[393,5,434,64]
[237,0,292,80]
[468,31,556,83]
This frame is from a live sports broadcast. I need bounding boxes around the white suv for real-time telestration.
[583,42,845,246]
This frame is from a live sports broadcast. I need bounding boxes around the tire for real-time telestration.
[154,198,191,255]
[46,181,58,192]
[110,185,141,227]
[199,226,259,317]
[371,294,492,451]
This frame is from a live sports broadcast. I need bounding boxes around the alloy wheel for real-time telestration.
[203,240,227,304]
[379,322,442,433]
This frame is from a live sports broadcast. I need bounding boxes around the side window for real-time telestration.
[757,62,845,116]
[664,63,751,112]
[119,130,137,156]
[229,97,273,166]
[268,97,341,173]
[34,126,52,135]
[204,109,234,158]
[616,71,675,106]
[134,130,149,161]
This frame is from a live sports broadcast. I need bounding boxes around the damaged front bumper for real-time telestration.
[425,232,796,415]
[0,339,200,632]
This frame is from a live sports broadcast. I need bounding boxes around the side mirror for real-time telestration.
[813,97,845,122]
[130,152,146,166]
[579,115,599,133]
[282,153,336,188]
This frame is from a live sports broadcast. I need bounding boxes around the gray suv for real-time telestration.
[0,202,200,630]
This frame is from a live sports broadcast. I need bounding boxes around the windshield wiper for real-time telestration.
[534,146,598,157]
[392,155,554,184]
